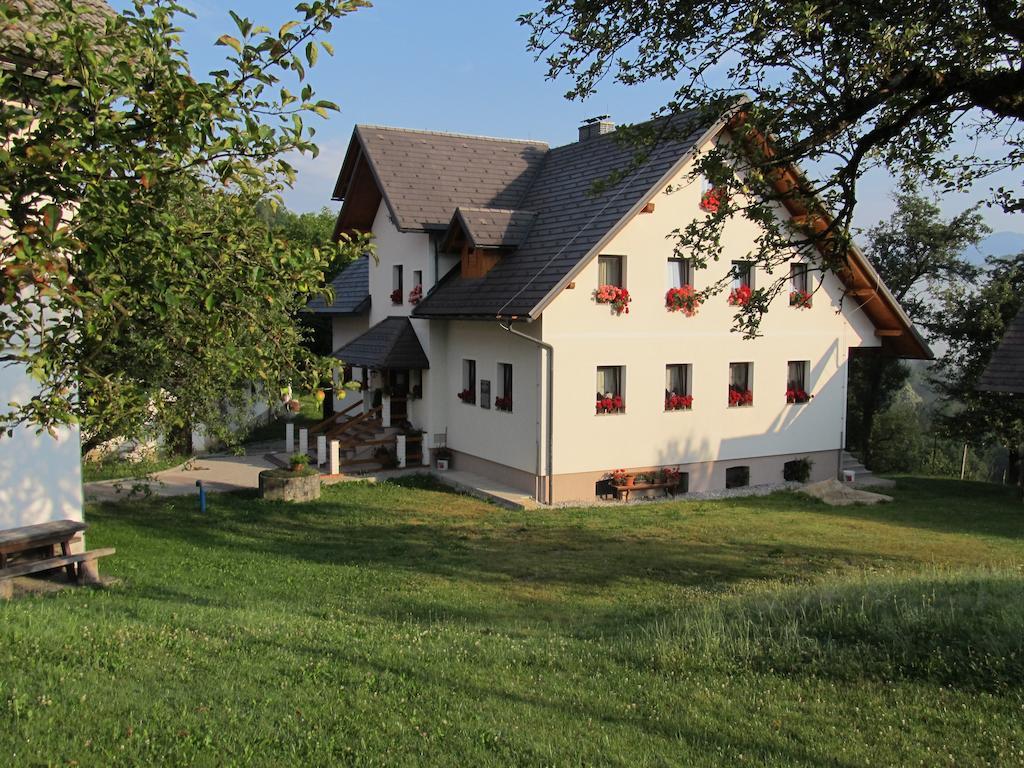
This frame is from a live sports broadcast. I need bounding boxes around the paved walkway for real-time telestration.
[84,451,539,510]
[84,454,276,502]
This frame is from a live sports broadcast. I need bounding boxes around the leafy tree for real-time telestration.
[930,254,1024,487]
[846,187,987,461]
[521,1,1022,331]
[257,203,346,271]
[0,0,372,450]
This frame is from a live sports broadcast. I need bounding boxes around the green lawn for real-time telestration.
[82,452,191,483]
[2,477,1023,766]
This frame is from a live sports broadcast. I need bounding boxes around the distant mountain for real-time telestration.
[966,231,1024,266]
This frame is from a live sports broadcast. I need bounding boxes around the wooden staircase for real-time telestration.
[307,404,423,473]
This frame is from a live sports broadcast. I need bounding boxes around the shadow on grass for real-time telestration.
[799,477,1024,540]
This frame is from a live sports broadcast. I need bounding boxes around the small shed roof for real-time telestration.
[978,309,1024,394]
[305,256,370,315]
[332,317,429,370]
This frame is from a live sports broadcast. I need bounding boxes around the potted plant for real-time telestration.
[408,284,423,304]
[785,387,810,404]
[665,393,693,411]
[289,453,310,474]
[699,187,724,213]
[665,285,701,316]
[789,289,812,309]
[728,386,754,407]
[595,394,625,414]
[390,288,402,305]
[593,284,631,315]
[611,468,628,486]
[457,388,475,404]
[434,446,452,471]
[727,284,752,307]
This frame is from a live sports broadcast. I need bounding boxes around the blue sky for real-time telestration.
[110,0,1022,238]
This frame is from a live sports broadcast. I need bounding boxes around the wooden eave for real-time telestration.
[729,112,931,359]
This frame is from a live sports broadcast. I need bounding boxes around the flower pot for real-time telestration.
[625,475,635,487]
[436,459,449,472]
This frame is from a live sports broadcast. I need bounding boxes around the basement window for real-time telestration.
[725,466,750,489]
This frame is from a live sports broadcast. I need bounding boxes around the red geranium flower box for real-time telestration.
[665,285,700,316]
[786,388,810,404]
[728,386,754,407]
[728,284,752,307]
[789,289,812,309]
[700,187,725,213]
[390,288,403,305]
[457,388,475,404]
[596,394,625,414]
[593,284,631,315]
[665,393,694,411]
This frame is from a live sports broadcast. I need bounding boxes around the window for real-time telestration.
[790,263,809,293]
[459,359,476,404]
[598,255,624,288]
[667,257,693,288]
[665,364,693,410]
[786,361,810,404]
[496,363,513,412]
[391,265,404,305]
[596,365,625,414]
[410,269,423,303]
[731,261,754,290]
[413,269,422,289]
[728,362,753,407]
[725,466,750,488]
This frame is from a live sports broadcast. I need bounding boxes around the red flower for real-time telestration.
[596,395,624,414]
[665,393,694,410]
[457,388,475,403]
[408,284,423,304]
[593,284,631,315]
[789,289,812,309]
[495,395,512,411]
[700,187,725,213]
[390,288,403,304]
[728,284,752,307]
[728,387,753,407]
[786,388,810,404]
[665,285,701,317]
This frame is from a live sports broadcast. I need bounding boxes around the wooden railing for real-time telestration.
[309,399,363,437]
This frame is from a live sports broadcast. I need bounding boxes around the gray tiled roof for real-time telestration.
[412,110,714,318]
[1,0,113,68]
[451,207,537,249]
[353,126,548,231]
[978,309,1024,394]
[306,256,370,315]
[332,316,429,370]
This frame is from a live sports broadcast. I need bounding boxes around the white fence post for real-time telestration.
[382,395,391,428]
[396,434,407,469]
[422,437,430,466]
[317,435,326,467]
[329,440,340,475]
[285,422,294,454]
[299,428,308,457]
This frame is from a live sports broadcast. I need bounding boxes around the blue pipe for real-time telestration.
[196,480,207,513]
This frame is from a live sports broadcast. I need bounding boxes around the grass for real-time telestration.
[81,452,190,483]
[2,476,1023,766]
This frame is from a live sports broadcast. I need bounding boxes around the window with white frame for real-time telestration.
[728,362,753,407]
[665,364,693,410]
[790,263,809,293]
[786,360,810,403]
[598,255,624,288]
[596,365,625,414]
[496,363,513,412]
[410,269,423,304]
[459,359,476,404]
[667,257,694,288]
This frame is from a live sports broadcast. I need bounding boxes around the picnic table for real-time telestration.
[0,519,114,600]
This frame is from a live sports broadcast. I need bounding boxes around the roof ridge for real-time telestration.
[356,124,549,147]
[456,206,537,214]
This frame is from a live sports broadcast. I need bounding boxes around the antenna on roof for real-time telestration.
[583,115,611,124]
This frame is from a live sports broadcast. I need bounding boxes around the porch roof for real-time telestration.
[332,316,429,370]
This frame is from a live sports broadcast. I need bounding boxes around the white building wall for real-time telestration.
[439,320,541,476]
[0,364,83,529]
[541,146,880,476]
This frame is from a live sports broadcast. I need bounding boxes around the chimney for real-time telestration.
[578,115,615,142]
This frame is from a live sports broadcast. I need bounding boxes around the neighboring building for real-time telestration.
[313,112,929,503]
[978,309,1024,394]
[0,0,112,529]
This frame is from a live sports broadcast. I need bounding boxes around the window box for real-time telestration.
[665,285,700,316]
[596,394,625,414]
[390,288,403,305]
[594,285,631,315]
[408,284,423,304]
[789,290,812,309]
[495,395,513,411]
[700,187,725,213]
[728,284,752,307]
[728,387,753,407]
[457,388,476,404]
[665,393,693,410]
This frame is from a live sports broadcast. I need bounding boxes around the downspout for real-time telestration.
[500,320,554,504]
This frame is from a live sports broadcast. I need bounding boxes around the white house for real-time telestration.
[308,110,929,503]
[0,0,112,530]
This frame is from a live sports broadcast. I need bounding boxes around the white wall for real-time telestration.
[0,363,83,529]
[541,141,880,475]
[436,320,542,474]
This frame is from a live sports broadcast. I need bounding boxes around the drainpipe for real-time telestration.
[500,320,554,504]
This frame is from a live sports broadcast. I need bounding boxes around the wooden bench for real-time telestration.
[0,519,115,600]
[613,480,680,502]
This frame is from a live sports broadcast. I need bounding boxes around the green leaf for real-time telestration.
[216,34,242,53]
